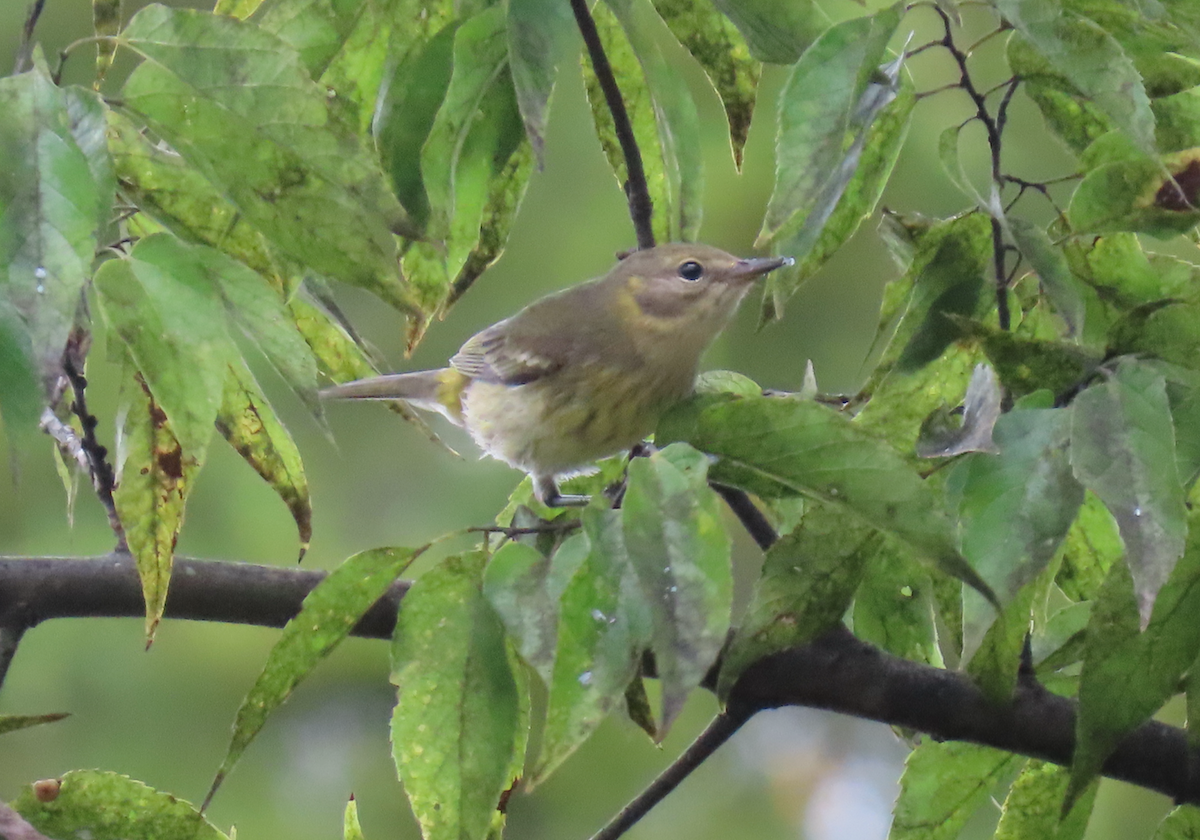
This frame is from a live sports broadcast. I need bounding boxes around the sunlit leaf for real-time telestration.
[205,546,418,808]
[257,0,367,80]
[120,6,416,314]
[12,770,228,840]
[110,364,202,643]
[889,741,1021,840]
[994,760,1096,840]
[391,552,525,840]
[652,0,761,169]
[344,796,365,840]
[215,360,312,557]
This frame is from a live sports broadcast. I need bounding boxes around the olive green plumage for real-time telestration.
[321,243,790,506]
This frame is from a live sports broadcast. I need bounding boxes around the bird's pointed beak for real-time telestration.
[730,255,795,283]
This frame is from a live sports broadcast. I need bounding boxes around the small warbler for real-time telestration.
[321,243,791,506]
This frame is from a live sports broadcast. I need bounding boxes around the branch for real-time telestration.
[0,554,409,645]
[726,625,1200,805]
[589,709,751,840]
[569,0,656,249]
[0,801,54,840]
[2,554,1200,805]
[13,0,47,75]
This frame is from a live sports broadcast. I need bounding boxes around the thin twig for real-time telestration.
[569,0,655,249]
[13,0,47,74]
[589,709,751,840]
[0,623,27,693]
[711,483,778,551]
[61,355,125,549]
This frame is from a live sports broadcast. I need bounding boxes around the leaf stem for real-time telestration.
[569,0,656,249]
[13,0,46,74]
[711,483,778,550]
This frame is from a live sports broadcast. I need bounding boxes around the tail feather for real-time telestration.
[320,369,467,425]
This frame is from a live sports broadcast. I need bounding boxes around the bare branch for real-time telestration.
[569,0,655,249]
[0,801,54,840]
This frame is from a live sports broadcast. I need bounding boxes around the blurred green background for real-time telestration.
[0,1,1180,838]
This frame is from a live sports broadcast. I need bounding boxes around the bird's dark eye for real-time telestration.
[678,260,704,281]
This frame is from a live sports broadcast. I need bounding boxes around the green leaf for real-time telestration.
[0,65,111,391]
[1155,805,1200,839]
[657,394,995,600]
[994,0,1156,153]
[391,552,525,840]
[421,7,510,240]
[852,538,941,666]
[763,81,914,321]
[483,536,589,683]
[652,0,761,169]
[0,712,69,736]
[718,502,879,699]
[197,244,321,414]
[1007,32,1114,156]
[215,360,312,558]
[955,319,1101,401]
[374,17,458,231]
[622,443,731,731]
[95,236,231,456]
[120,6,416,314]
[257,0,367,80]
[536,508,652,783]
[605,0,705,240]
[206,545,418,808]
[508,0,577,164]
[111,358,203,643]
[344,796,365,840]
[106,110,285,285]
[1070,513,1200,808]
[1056,491,1123,602]
[1068,142,1200,236]
[889,741,1021,840]
[994,760,1097,840]
[757,6,902,246]
[947,407,1083,661]
[707,0,826,64]
[864,214,993,378]
[1070,358,1187,623]
[12,770,228,840]
[0,305,41,437]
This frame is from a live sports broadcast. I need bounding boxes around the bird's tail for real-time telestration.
[320,369,469,425]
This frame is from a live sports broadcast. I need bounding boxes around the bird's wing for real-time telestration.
[450,314,567,386]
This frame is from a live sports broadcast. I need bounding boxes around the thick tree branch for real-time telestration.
[569,0,656,250]
[2,554,1200,805]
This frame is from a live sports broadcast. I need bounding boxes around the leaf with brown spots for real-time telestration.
[113,371,205,644]
[216,360,312,559]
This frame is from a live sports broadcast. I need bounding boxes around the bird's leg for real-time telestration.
[534,475,590,508]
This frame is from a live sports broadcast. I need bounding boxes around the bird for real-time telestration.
[321,243,792,507]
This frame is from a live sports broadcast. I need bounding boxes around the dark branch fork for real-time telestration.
[3,554,1200,809]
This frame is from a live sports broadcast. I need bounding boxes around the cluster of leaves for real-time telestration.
[7,0,1200,838]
